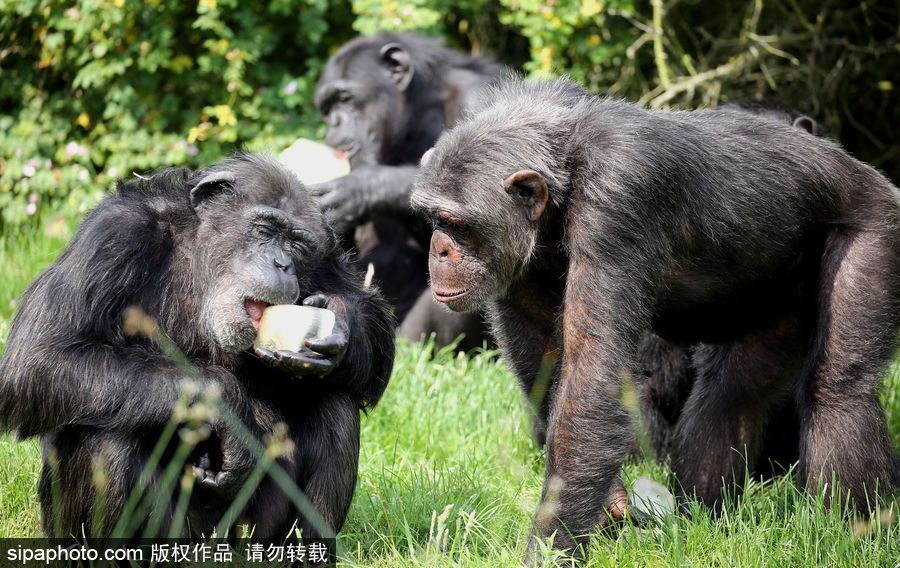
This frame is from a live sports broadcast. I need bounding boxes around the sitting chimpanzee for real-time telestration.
[312,33,505,351]
[637,100,824,473]
[412,79,900,559]
[0,154,395,539]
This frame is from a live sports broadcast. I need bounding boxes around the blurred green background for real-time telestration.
[1,0,898,226]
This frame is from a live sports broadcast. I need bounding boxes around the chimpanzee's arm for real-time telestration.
[0,337,254,437]
[302,256,395,408]
[532,254,647,555]
[488,280,563,446]
[0,198,254,438]
[325,286,395,407]
[309,165,431,245]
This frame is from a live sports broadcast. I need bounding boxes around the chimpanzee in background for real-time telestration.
[721,99,822,136]
[312,33,505,351]
[412,79,900,558]
[637,100,825,474]
[0,154,395,539]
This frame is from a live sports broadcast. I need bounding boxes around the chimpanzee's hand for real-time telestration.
[194,423,255,496]
[308,170,373,235]
[191,369,260,496]
[309,166,416,236]
[253,293,349,377]
[523,478,628,565]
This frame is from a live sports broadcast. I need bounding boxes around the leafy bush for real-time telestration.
[1,1,897,226]
[0,0,355,224]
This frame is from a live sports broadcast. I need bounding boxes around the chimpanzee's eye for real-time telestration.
[254,223,276,240]
[433,213,465,231]
[338,92,353,104]
[289,227,312,243]
[289,241,309,255]
[287,227,313,254]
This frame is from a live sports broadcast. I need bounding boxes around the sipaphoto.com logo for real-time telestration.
[0,538,337,566]
[3,541,143,565]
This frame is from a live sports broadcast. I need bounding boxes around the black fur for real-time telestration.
[637,100,825,471]
[412,79,900,558]
[312,33,504,350]
[0,154,395,539]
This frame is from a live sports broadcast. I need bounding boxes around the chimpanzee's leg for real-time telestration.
[755,397,802,478]
[240,391,359,549]
[636,333,695,462]
[293,391,361,538]
[799,229,899,510]
[40,428,172,538]
[671,315,806,510]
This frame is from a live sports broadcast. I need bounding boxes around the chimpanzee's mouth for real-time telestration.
[433,286,475,303]
[330,142,357,160]
[243,298,271,331]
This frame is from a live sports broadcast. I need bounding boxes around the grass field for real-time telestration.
[0,213,898,566]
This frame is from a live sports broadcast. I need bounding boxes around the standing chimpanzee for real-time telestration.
[412,79,900,559]
[312,33,505,351]
[637,100,824,472]
[0,154,395,540]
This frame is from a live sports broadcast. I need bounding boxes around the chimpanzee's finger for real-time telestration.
[197,469,243,495]
[305,332,348,357]
[301,293,329,308]
[274,349,335,376]
[307,180,336,198]
[316,189,345,211]
[607,480,628,522]
[253,346,280,367]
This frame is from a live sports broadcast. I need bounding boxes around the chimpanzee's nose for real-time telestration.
[430,232,457,262]
[273,251,296,276]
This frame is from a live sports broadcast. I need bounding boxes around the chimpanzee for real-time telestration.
[312,33,505,351]
[412,79,900,558]
[637,100,825,472]
[0,154,395,539]
[721,99,822,135]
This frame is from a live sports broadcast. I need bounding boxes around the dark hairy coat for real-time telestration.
[413,78,900,559]
[0,154,395,539]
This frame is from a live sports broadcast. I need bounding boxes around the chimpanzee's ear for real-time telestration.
[792,115,818,136]
[190,170,235,209]
[504,170,549,222]
[379,43,414,91]
[420,147,435,168]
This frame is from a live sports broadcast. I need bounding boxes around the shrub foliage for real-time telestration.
[0,1,897,224]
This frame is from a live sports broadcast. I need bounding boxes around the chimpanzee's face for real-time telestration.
[411,146,550,313]
[418,206,497,313]
[315,72,401,167]
[188,156,332,352]
[315,41,416,167]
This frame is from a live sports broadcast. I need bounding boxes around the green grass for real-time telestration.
[0,214,898,566]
